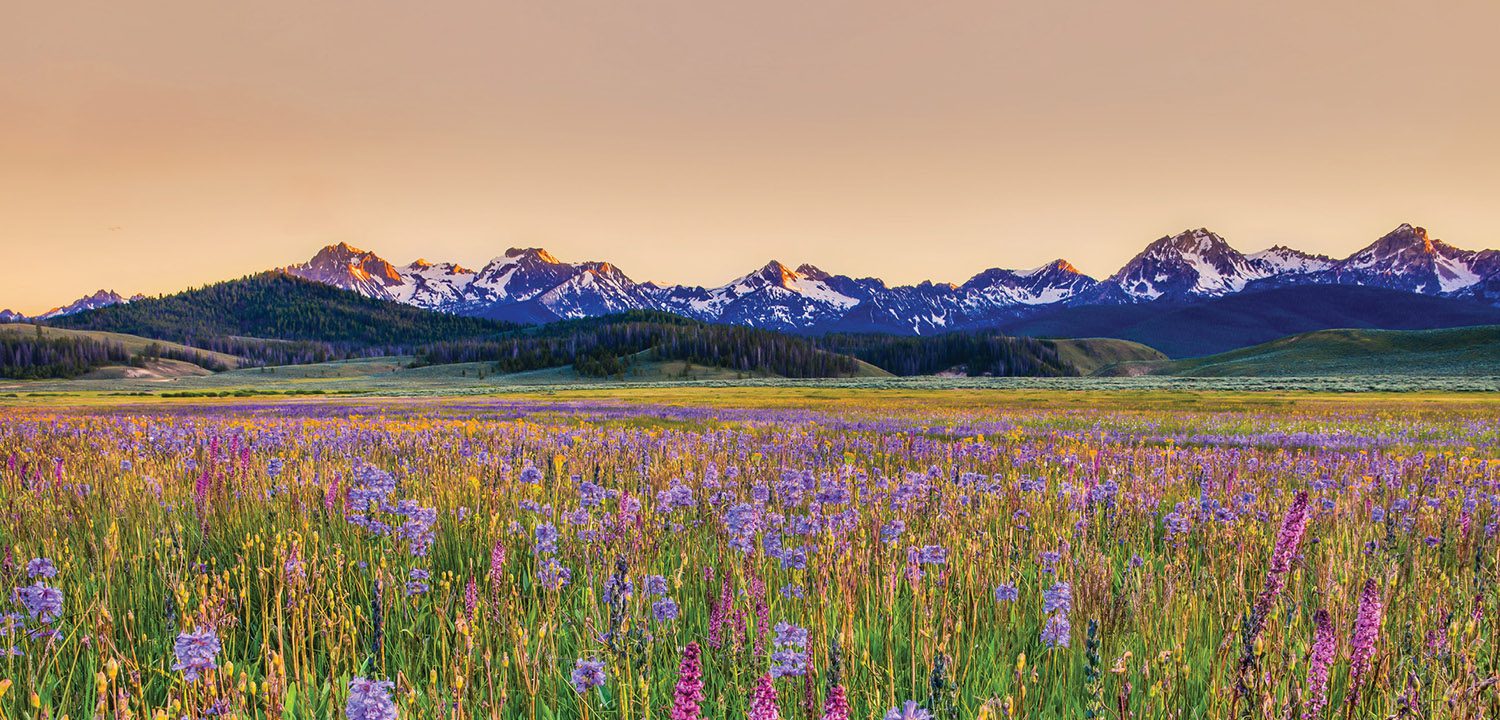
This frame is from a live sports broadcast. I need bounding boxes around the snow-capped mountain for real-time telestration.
[36,290,139,320]
[1321,224,1500,295]
[1247,246,1335,276]
[264,223,1500,334]
[1106,228,1272,301]
[0,309,25,323]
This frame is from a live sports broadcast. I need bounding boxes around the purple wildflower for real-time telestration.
[822,685,851,720]
[653,597,680,623]
[172,627,222,682]
[1304,609,1335,720]
[14,583,63,623]
[884,701,933,720]
[671,642,705,720]
[346,677,398,720]
[25,558,56,579]
[1349,579,1384,699]
[571,658,606,694]
[749,673,780,720]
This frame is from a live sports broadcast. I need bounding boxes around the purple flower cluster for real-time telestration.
[670,642,705,720]
[346,677,398,720]
[770,621,809,678]
[1040,582,1071,649]
[884,701,933,720]
[570,658,606,694]
[172,626,222,682]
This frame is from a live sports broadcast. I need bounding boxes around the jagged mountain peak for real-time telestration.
[794,263,831,280]
[36,289,134,319]
[1023,259,1085,277]
[245,223,1500,337]
[501,247,561,264]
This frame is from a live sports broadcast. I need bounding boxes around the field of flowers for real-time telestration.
[0,392,1495,719]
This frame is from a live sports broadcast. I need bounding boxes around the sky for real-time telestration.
[3,0,1499,314]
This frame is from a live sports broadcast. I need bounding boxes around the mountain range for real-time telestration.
[8,223,1500,345]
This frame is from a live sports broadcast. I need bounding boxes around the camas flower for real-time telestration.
[1042,582,1071,615]
[14,583,63,623]
[653,597,680,623]
[25,558,56,579]
[644,574,670,596]
[405,568,430,596]
[1041,610,1071,648]
[346,677,398,720]
[534,523,560,556]
[571,658,606,694]
[884,701,933,720]
[172,627,222,682]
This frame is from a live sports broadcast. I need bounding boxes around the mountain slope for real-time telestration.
[1000,285,1500,357]
[50,273,513,349]
[1117,325,1500,377]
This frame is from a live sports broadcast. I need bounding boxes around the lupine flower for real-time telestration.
[670,642,704,720]
[1304,609,1335,719]
[884,701,933,720]
[571,659,606,694]
[172,627,222,682]
[346,677,398,720]
[749,673,780,720]
[994,584,1018,603]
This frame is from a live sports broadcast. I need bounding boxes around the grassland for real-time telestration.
[0,388,1494,719]
[1107,325,1500,378]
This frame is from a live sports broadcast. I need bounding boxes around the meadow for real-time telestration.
[0,389,1495,719]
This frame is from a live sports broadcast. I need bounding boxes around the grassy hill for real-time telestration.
[1106,325,1500,377]
[0,324,243,368]
[1041,338,1167,376]
[1001,285,1500,357]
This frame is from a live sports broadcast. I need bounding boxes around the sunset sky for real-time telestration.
[3,0,1498,314]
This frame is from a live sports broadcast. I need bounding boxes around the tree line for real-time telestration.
[814,331,1077,377]
[413,311,862,378]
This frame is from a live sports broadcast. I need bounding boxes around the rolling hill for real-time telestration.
[1106,325,1500,377]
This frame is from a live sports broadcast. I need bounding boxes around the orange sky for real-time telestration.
[3,0,1498,314]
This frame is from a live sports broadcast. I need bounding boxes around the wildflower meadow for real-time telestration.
[0,392,1495,718]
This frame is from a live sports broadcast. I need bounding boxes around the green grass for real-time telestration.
[1112,324,1500,377]
[1040,338,1167,376]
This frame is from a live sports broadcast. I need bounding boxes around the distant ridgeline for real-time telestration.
[28,274,1088,380]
